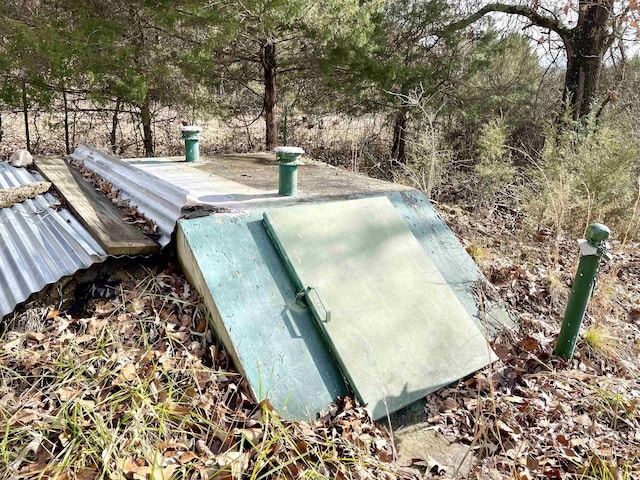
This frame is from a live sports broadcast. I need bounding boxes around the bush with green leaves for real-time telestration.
[473,118,517,209]
[527,118,639,239]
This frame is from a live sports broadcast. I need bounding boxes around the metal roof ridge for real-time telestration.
[71,144,189,247]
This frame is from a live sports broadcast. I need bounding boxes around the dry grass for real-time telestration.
[434,206,640,479]
[0,263,413,480]
[465,243,489,265]
[0,105,392,177]
[583,324,618,358]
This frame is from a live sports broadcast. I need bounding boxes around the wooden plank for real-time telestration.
[389,190,513,334]
[263,197,495,420]
[35,156,159,255]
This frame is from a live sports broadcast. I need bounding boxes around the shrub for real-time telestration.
[396,108,453,199]
[526,118,639,239]
[473,118,517,209]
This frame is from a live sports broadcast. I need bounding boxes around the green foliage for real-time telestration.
[527,118,639,237]
[473,118,516,208]
[168,0,380,148]
[319,0,459,115]
[457,33,540,121]
[443,32,544,164]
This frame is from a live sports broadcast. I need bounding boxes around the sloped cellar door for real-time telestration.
[264,196,493,419]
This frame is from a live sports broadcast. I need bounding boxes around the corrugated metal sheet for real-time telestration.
[0,161,107,318]
[70,144,186,247]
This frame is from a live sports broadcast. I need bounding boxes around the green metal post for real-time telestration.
[181,126,202,162]
[275,146,304,196]
[554,223,611,360]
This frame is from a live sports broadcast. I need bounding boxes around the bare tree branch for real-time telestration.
[445,3,573,46]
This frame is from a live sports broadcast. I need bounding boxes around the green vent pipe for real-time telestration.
[275,146,304,196]
[181,126,202,162]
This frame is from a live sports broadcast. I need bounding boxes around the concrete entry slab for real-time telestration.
[263,197,495,419]
[71,145,412,247]
[124,153,407,210]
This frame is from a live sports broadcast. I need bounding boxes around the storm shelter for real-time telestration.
[69,145,509,420]
[177,189,507,421]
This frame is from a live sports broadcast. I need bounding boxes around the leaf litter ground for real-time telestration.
[421,206,640,479]
[2,260,408,480]
[2,206,639,479]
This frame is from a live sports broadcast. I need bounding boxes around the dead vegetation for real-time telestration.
[0,181,51,208]
[424,207,640,479]
[1,262,412,480]
[2,201,638,479]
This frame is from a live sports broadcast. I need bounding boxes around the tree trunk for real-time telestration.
[22,80,31,153]
[128,6,153,156]
[562,0,613,120]
[62,87,70,155]
[261,37,278,150]
[391,108,408,162]
[140,94,153,156]
[447,0,615,122]
[111,98,121,154]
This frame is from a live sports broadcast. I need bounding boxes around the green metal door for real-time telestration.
[263,196,494,419]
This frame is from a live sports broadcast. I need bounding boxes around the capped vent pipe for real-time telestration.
[275,146,304,196]
[181,125,202,162]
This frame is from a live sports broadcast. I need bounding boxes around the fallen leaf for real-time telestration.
[8,432,43,472]
[150,464,177,480]
[178,451,198,464]
[159,440,189,452]
[25,332,45,342]
[116,363,138,383]
[575,414,591,426]
[518,336,539,352]
[237,427,262,445]
[126,298,146,315]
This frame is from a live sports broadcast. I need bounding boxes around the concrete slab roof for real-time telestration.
[126,153,409,210]
[71,144,410,246]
